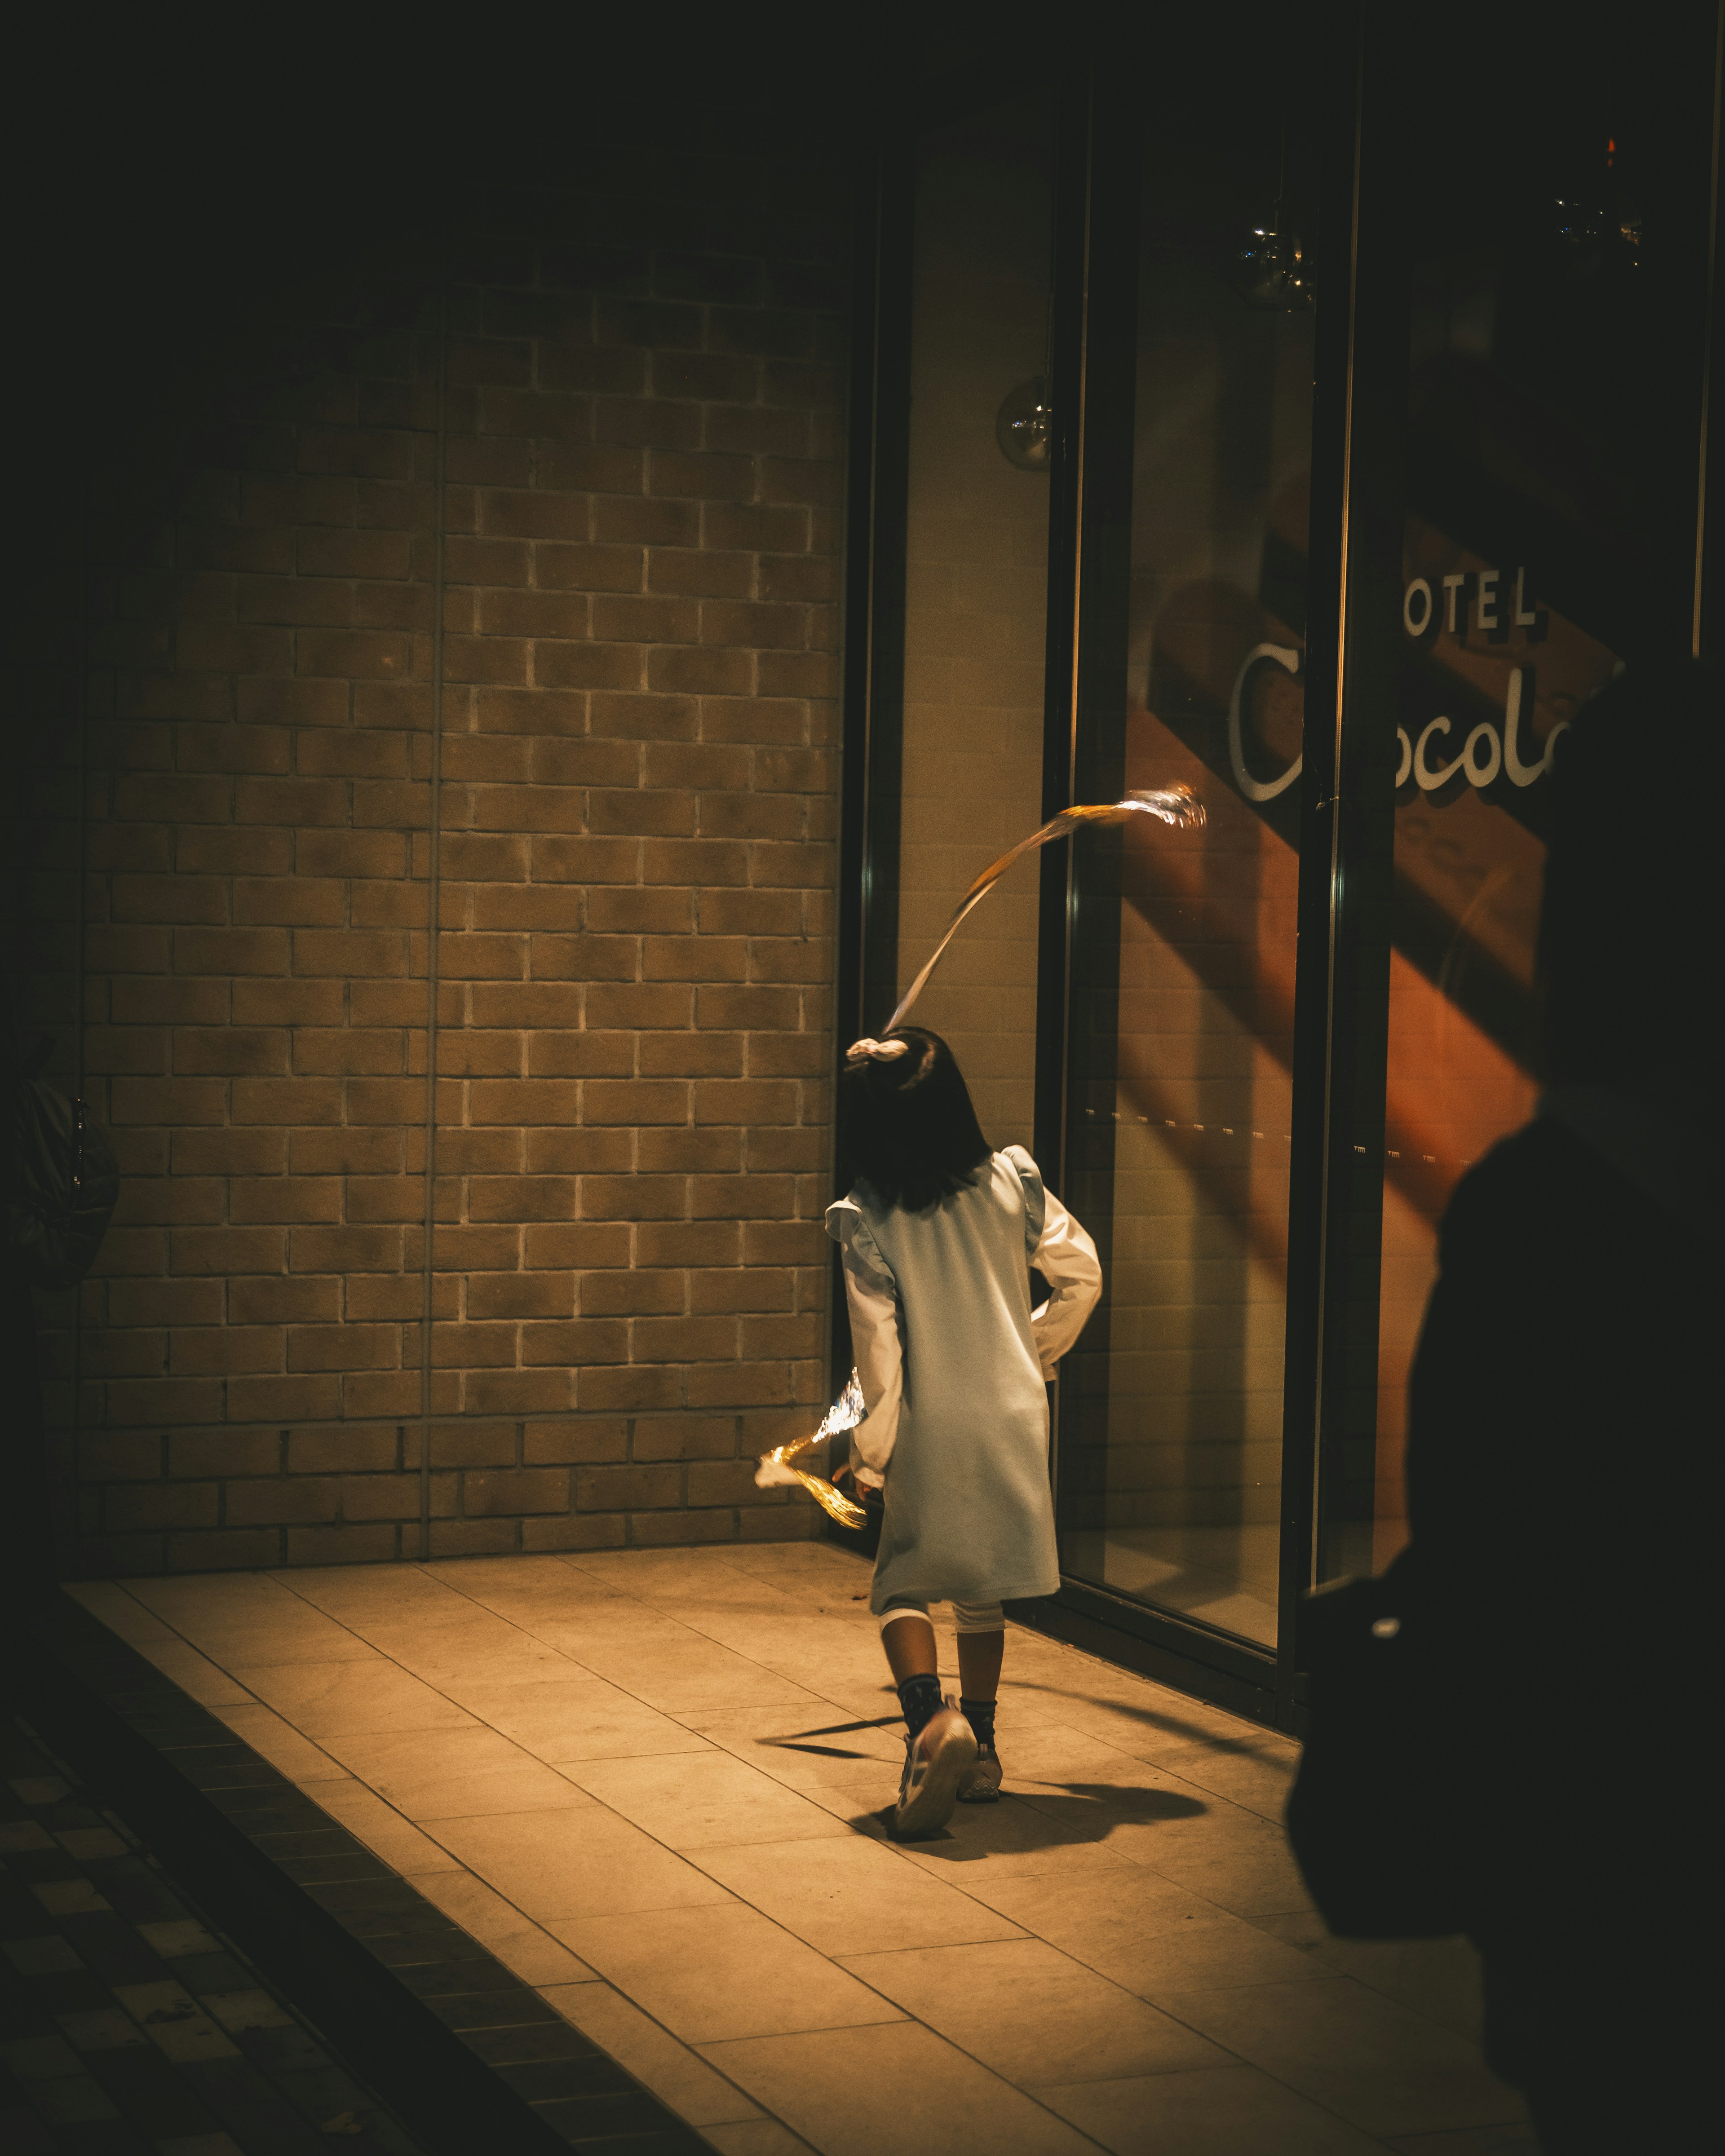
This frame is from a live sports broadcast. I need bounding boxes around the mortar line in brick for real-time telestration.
[418,273,452,1561]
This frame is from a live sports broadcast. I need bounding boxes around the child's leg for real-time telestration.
[953,1603,1005,1783]
[880,1600,945,1744]
[880,1604,938,1683]
[953,1607,1004,1701]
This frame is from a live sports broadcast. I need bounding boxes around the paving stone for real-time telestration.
[0,1719,435,2156]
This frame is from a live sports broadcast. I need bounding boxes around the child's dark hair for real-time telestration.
[840,1027,991,1212]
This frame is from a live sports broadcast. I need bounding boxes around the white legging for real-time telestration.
[879,1597,1004,1637]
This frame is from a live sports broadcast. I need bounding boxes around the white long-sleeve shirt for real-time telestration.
[840,1181,1101,1488]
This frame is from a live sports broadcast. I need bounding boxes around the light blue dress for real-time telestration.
[826,1145,1088,1614]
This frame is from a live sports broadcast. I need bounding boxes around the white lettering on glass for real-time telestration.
[1414,716,1467,791]
[1384,569,1563,804]
[1502,666,1544,786]
[1227,644,1302,803]
[1403,578,1433,635]
[1462,719,1502,787]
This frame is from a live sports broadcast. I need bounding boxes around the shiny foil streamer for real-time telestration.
[754,1369,870,1528]
[777,790,1203,1530]
[885,785,1204,1033]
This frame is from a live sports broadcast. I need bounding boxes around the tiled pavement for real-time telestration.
[0,1718,427,2156]
[66,1543,1537,2156]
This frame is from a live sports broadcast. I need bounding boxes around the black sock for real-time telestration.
[960,1696,996,1748]
[896,1673,943,1738]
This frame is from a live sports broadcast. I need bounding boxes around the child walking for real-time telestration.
[829,1027,1102,1838]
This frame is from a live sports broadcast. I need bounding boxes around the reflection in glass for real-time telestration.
[1348,3,1713,1578]
[1059,93,1316,1649]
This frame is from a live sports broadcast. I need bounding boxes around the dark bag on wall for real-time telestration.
[1284,1546,1467,1939]
[4,1038,120,1290]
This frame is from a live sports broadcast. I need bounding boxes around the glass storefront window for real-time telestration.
[1333,7,1717,1581]
[850,13,1716,1717]
[1059,85,1317,1649]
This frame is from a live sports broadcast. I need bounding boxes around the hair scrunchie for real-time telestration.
[845,1036,911,1064]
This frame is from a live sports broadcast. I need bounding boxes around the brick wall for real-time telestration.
[17,121,851,1574]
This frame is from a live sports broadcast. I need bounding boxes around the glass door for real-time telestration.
[843,6,1718,1723]
[1321,0,1720,1582]
[1057,45,1318,1655]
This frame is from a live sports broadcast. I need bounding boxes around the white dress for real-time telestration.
[825,1145,1102,1614]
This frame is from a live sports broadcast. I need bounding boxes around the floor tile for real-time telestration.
[563,1752,849,1849]
[111,1981,238,2062]
[1154,1976,1526,2137]
[364,1636,589,1688]
[699,2021,1100,2156]
[708,1543,863,1590]
[433,1806,732,1922]
[675,1609,866,1669]
[836,1937,1230,2085]
[430,1553,629,1599]
[401,1866,595,1981]
[169,1613,381,1670]
[62,1582,184,1652]
[539,1979,763,2126]
[701,2122,821,2156]
[553,1638,826,1717]
[884,1787,1188,1884]
[692,1837,1025,1957]
[561,1550,782,1603]
[1016,1673,1273,1763]
[127,1640,256,1708]
[1382,2128,1544,2154]
[55,2005,148,2050]
[1033,2063,1390,2153]
[444,1676,712,1764]
[226,1658,475,1741]
[1104,1801,1319,1918]
[268,1564,464,1617]
[73,1549,1526,2156]
[1146,1738,1300,1825]
[553,1904,902,2044]
[429,1577,645,1630]
[679,1703,903,1785]
[320,1724,593,1820]
[971,1718,1170,1787]
[961,1867,1327,1997]
[127,1576,381,1666]
[1253,1912,1487,2039]
[351,1614,539,1668]
[204,1702,349,1785]
[307,1782,460,1874]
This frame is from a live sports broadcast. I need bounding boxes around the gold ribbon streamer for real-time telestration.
[777,789,1203,1530]
[884,786,1204,1033]
[754,1370,870,1529]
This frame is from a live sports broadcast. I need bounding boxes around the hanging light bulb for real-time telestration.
[995,376,1053,470]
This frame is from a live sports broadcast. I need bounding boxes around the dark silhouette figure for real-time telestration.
[1406,658,1721,2151]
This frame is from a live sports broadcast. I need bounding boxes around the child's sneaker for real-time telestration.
[957,1739,1002,1803]
[892,1701,977,1838]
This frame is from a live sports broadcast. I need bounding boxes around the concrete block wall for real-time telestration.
[22,124,852,1574]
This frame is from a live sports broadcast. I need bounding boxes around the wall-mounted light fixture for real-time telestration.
[995,376,1053,469]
